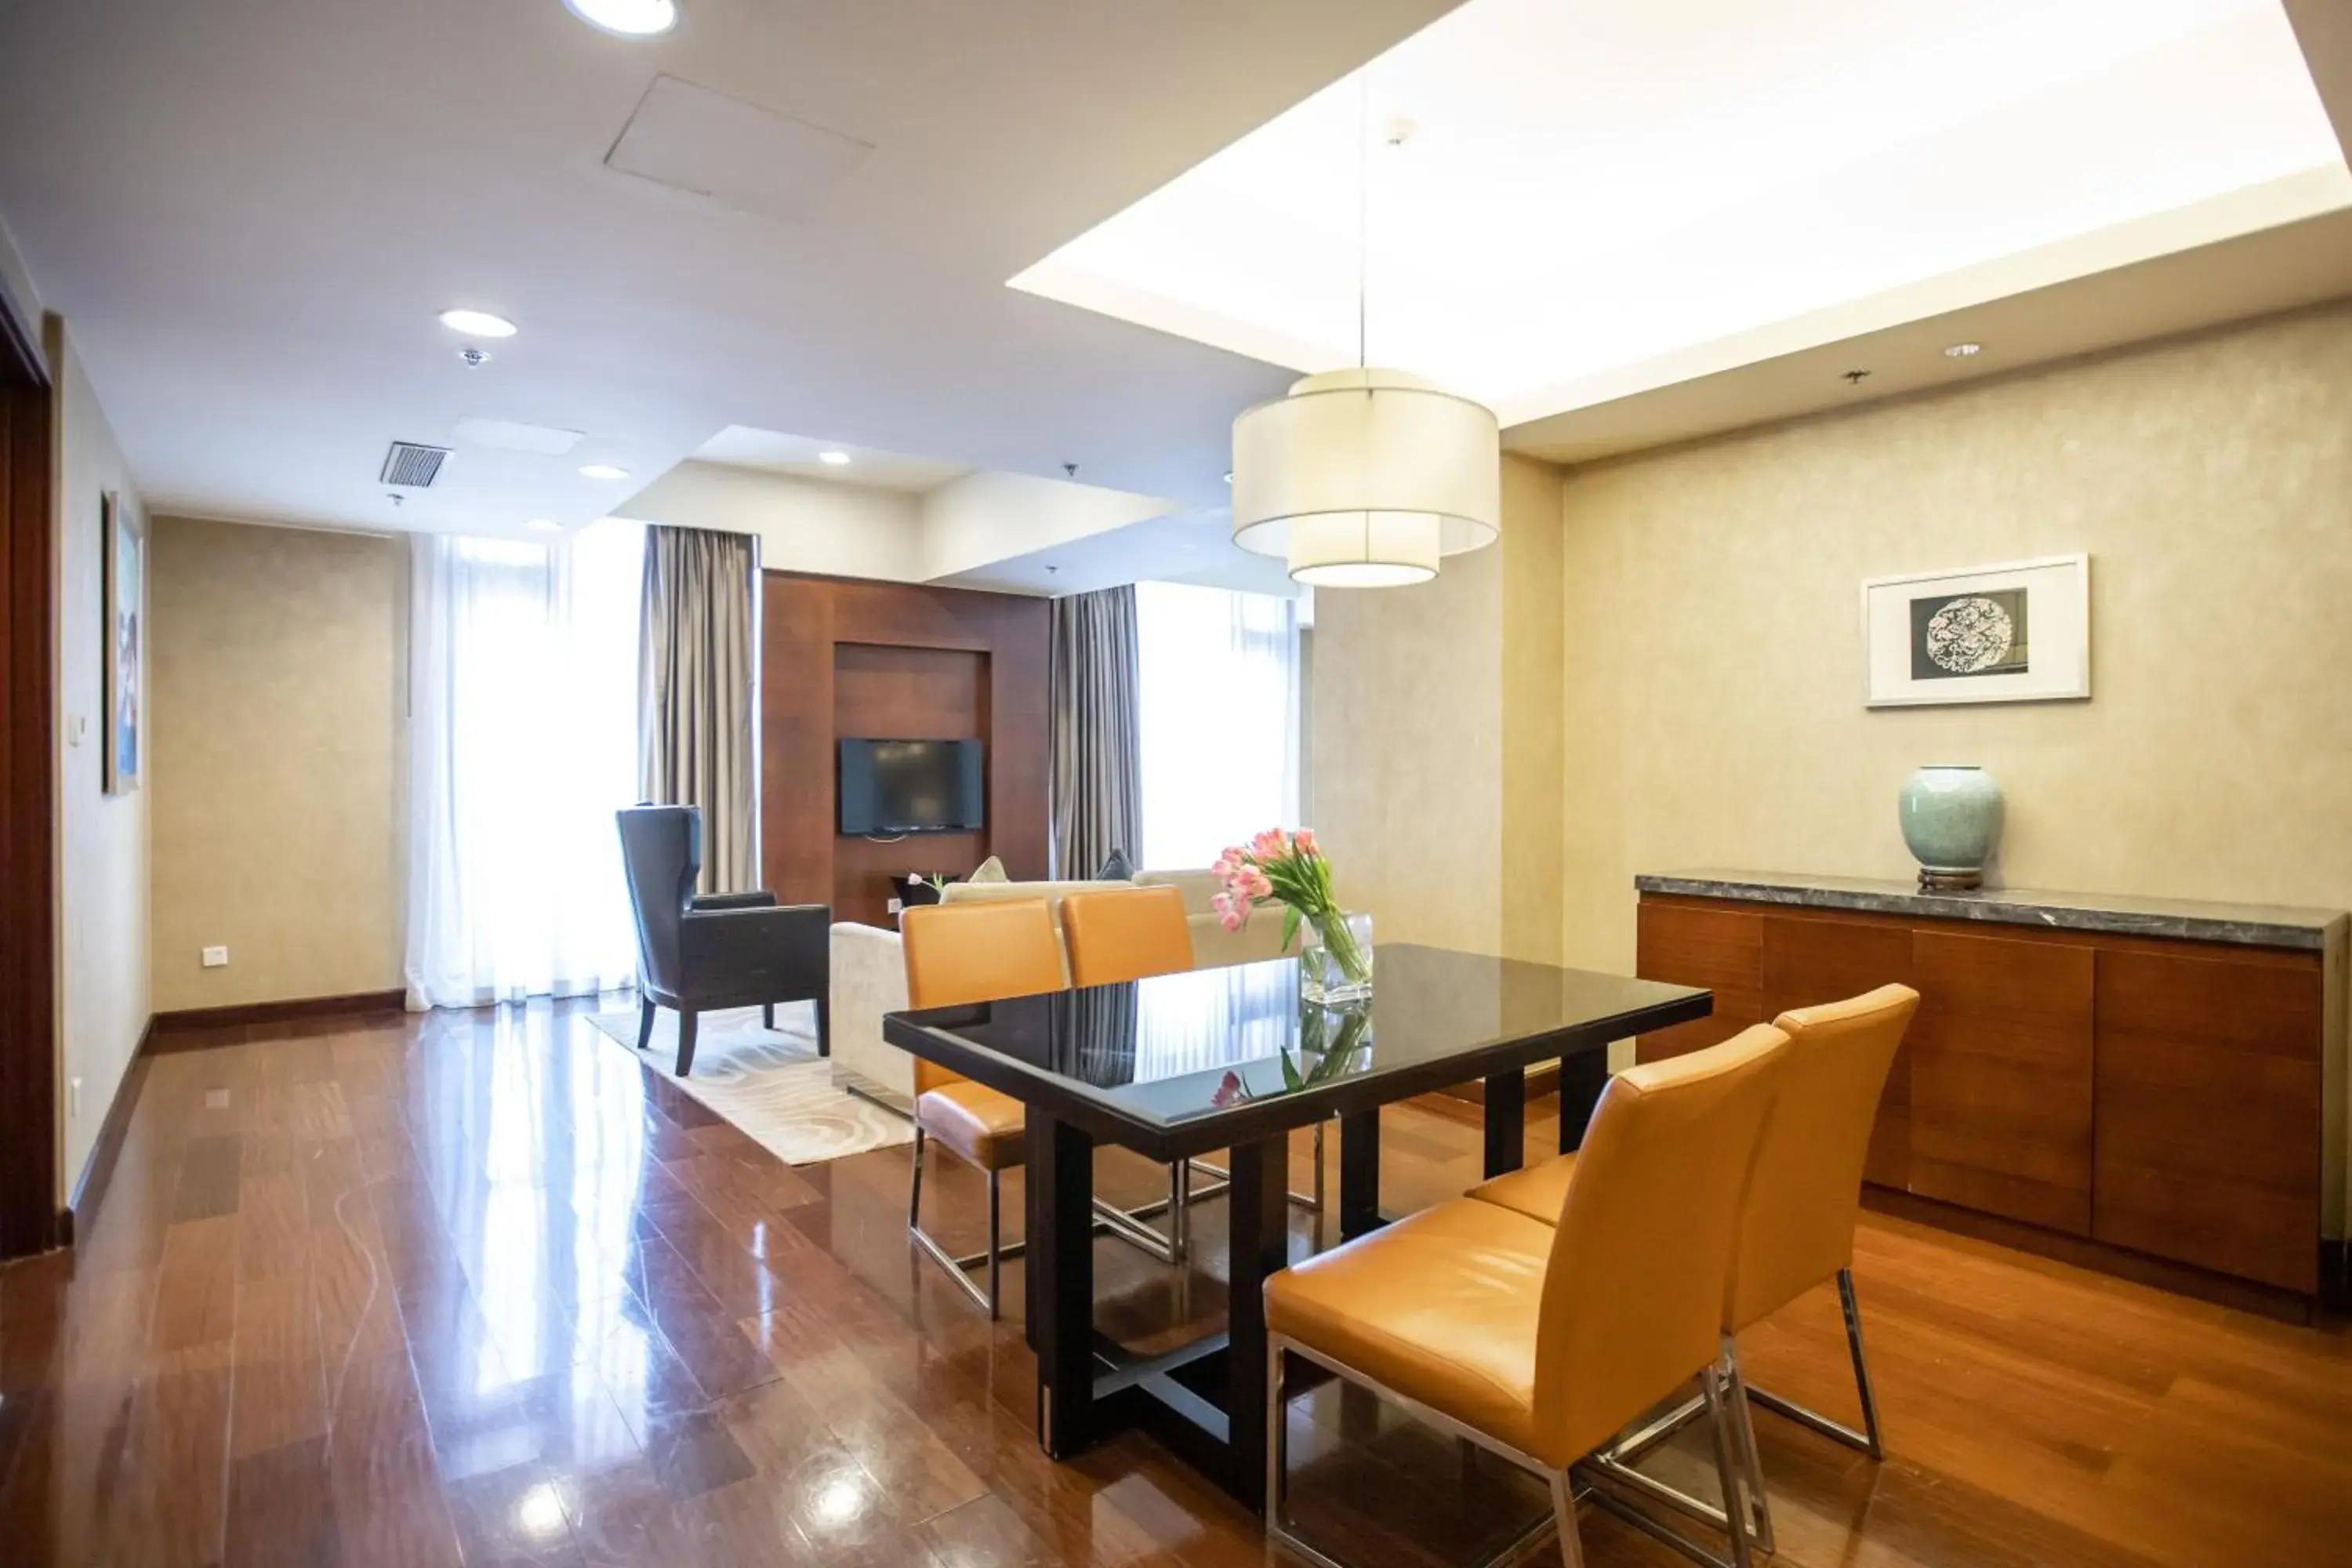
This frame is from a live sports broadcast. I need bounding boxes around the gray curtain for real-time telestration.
[640,525,759,895]
[1049,585,1142,878]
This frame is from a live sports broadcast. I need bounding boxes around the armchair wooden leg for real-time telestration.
[762,1002,775,1030]
[675,1009,699,1077]
[815,993,830,1058]
[635,997,656,1052]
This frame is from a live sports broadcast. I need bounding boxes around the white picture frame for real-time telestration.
[1860,553,2089,708]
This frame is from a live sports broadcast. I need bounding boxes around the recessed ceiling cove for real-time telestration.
[1011,0,2352,429]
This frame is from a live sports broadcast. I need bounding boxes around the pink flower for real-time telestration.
[1212,891,1246,932]
[1250,829,1287,862]
[1243,868,1274,901]
[1210,1070,1249,1108]
[1294,827,1318,855]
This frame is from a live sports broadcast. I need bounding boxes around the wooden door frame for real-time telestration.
[1,296,58,1259]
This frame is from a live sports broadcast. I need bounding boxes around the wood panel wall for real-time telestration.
[760,572,1049,927]
[1636,893,2330,1298]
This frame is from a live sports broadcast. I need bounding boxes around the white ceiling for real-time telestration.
[1014,0,2349,426]
[5,0,2350,593]
[0,0,1454,538]
[689,426,974,492]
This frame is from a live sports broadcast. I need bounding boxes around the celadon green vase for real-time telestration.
[1898,765,2003,891]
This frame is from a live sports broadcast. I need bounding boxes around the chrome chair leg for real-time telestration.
[1700,1370,1755,1568]
[1265,1338,1352,1568]
[1549,1468,1586,1568]
[907,1125,926,1227]
[906,1125,1022,1319]
[1746,1266,1886,1458]
[1839,1266,1886,1459]
[1719,1339,1774,1555]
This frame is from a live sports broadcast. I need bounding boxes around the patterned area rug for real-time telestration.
[586,1001,912,1166]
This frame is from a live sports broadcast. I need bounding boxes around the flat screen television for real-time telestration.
[838,738,985,835]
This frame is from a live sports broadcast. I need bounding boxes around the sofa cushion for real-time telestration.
[1096,847,1135,880]
[967,855,1009,884]
[1134,868,1224,919]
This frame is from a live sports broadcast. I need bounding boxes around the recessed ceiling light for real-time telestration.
[579,463,630,481]
[526,517,563,532]
[817,450,851,466]
[1944,341,1984,358]
[562,0,679,38]
[438,308,517,339]
[1223,472,1234,485]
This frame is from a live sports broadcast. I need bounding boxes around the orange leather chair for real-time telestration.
[901,899,1065,1318]
[1470,983,1919,1552]
[1265,1024,1793,1568]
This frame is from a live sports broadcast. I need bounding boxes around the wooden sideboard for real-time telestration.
[1635,872,2348,1305]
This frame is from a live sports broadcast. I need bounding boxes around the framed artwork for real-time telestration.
[102,491,143,793]
[1861,554,2089,708]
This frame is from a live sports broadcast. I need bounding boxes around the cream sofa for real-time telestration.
[829,869,1301,1106]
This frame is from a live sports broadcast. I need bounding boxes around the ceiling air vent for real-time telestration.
[380,441,452,488]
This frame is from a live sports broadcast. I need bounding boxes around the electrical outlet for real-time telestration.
[887,897,903,915]
[201,946,229,967]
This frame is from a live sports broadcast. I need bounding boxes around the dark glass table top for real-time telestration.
[883,943,1711,1158]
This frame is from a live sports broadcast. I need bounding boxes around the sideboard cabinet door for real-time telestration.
[2092,947,2322,1294]
[1635,899,1763,1062]
[1910,931,2095,1235]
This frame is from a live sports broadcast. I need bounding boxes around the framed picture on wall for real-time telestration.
[1861,554,2089,708]
[102,491,143,793]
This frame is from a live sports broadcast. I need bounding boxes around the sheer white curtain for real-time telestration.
[405,521,645,1009]
[1136,580,1301,869]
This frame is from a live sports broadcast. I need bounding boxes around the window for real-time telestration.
[405,520,644,1007]
[1135,580,1300,869]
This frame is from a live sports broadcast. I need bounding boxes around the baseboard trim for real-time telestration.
[1861,1185,2314,1325]
[61,1017,158,1248]
[149,987,407,1046]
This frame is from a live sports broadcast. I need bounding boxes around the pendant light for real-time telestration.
[1230,93,1500,587]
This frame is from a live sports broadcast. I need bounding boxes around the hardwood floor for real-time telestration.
[2,997,2346,1567]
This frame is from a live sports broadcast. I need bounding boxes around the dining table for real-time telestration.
[881,941,1712,1506]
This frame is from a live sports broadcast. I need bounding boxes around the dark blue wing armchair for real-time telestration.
[615,804,829,1076]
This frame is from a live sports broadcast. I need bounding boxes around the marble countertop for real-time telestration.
[1636,869,2349,952]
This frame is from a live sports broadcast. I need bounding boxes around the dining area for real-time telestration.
[879,875,1920,1568]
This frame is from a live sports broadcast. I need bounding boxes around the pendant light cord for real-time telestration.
[1357,71,1369,372]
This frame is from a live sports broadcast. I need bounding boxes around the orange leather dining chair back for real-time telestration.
[1061,886,1195,988]
[1728,984,1918,1331]
[899,899,1065,1096]
[1530,1023,1791,1467]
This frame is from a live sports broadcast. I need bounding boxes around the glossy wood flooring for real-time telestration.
[2,998,2347,1568]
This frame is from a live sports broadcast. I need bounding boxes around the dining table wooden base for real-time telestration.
[1029,1117,1293,1504]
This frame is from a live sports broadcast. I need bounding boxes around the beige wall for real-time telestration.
[47,319,151,1202]
[1555,303,2352,975]
[1310,454,1563,960]
[148,515,404,1012]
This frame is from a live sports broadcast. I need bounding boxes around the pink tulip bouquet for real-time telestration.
[1212,828,1370,988]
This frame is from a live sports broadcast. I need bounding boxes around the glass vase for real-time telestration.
[1301,909,1374,1005]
